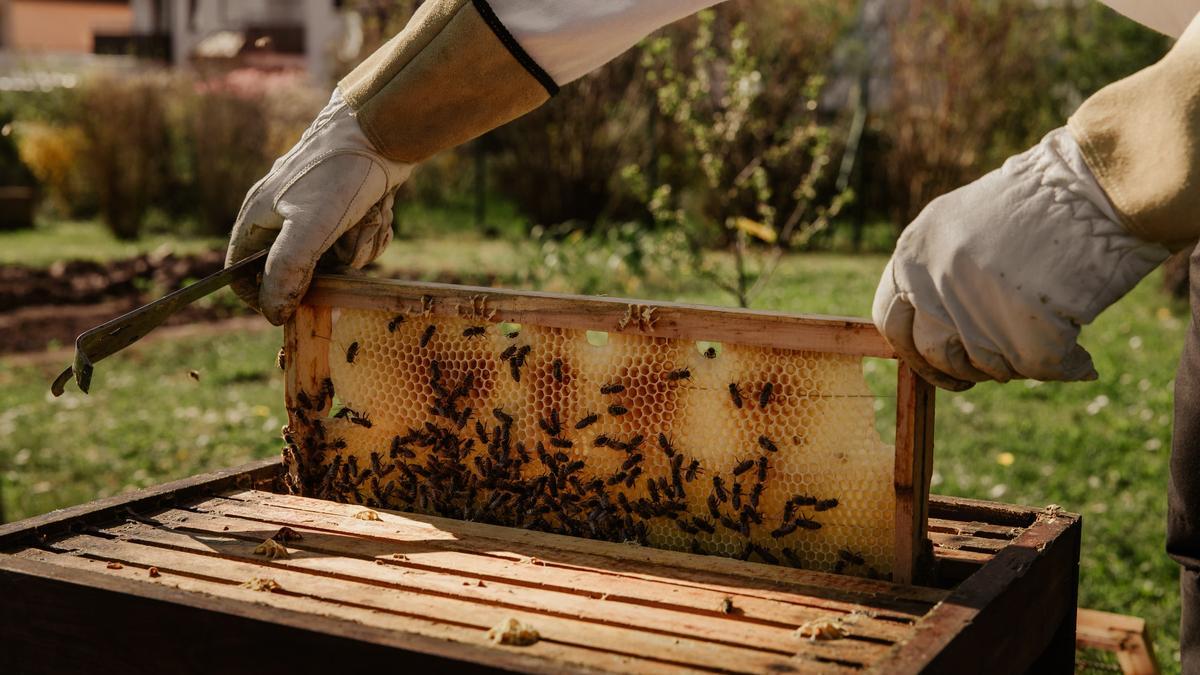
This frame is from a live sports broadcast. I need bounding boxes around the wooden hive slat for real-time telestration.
[287,276,936,584]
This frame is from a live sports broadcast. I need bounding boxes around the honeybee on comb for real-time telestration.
[345,341,360,363]
[666,368,690,382]
[462,326,486,338]
[419,325,436,348]
[387,315,405,332]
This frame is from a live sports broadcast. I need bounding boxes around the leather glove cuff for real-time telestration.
[1069,11,1200,249]
[339,0,557,163]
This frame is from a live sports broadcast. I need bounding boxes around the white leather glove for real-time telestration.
[226,89,413,325]
[872,127,1170,391]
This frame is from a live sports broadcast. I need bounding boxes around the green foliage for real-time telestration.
[633,10,851,307]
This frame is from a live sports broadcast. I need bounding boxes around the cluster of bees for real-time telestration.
[281,314,883,577]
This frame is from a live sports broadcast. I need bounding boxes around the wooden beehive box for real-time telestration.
[283,276,935,584]
[0,276,1083,673]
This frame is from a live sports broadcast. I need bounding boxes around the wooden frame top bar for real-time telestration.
[305,275,896,359]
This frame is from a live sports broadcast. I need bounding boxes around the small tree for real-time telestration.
[633,10,850,308]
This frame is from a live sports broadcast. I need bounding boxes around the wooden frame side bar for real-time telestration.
[304,275,895,358]
[879,506,1082,674]
[1076,608,1160,675]
[893,364,936,586]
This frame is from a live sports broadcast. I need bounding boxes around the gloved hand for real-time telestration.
[226,89,413,325]
[872,127,1170,391]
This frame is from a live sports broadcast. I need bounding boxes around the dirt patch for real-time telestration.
[0,248,501,356]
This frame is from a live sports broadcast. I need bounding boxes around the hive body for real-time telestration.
[292,308,895,577]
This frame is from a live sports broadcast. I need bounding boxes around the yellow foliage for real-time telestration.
[15,122,86,211]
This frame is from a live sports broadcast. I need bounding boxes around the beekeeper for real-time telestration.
[226,0,1200,665]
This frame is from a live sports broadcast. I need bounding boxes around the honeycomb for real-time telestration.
[284,307,895,578]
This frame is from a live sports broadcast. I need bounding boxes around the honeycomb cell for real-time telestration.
[285,308,895,578]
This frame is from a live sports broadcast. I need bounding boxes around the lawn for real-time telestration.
[0,226,1188,670]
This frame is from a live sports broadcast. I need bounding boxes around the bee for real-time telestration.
[692,517,715,534]
[419,325,436,348]
[757,435,778,453]
[563,460,585,476]
[593,434,611,448]
[750,482,764,508]
[624,466,642,488]
[728,383,743,408]
[771,522,798,538]
[552,359,564,383]
[600,383,626,395]
[509,359,522,382]
[575,413,599,430]
[732,458,755,476]
[703,347,718,359]
[753,540,782,562]
[796,517,822,531]
[606,471,627,487]
[690,539,705,555]
[350,412,373,428]
[839,549,865,566]
[707,494,721,519]
[296,390,313,410]
[781,547,803,566]
[389,436,416,460]
[756,456,769,482]
[657,433,676,457]
[276,347,287,371]
[550,437,573,449]
[608,404,629,416]
[647,479,661,503]
[814,498,839,512]
[626,434,645,451]
[462,326,486,338]
[499,345,518,361]
[345,341,360,363]
[621,453,643,472]
[667,368,691,382]
[791,494,818,507]
[676,520,699,535]
[514,345,531,362]
[720,515,740,533]
[759,382,774,408]
[506,330,521,339]
[492,408,513,426]
[684,459,702,482]
[538,415,560,437]
[731,482,743,510]
[387,315,405,332]
[712,476,728,502]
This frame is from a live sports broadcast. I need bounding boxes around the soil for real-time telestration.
[0,249,499,356]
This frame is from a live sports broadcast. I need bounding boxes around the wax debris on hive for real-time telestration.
[284,307,895,577]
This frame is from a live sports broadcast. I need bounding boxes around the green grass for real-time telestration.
[0,230,1187,670]
[0,219,227,266]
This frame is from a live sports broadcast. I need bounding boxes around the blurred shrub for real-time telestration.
[879,0,1171,224]
[75,71,174,240]
[3,67,321,239]
[177,69,322,235]
[13,121,88,216]
[0,114,36,186]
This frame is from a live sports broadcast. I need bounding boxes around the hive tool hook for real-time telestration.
[50,249,269,397]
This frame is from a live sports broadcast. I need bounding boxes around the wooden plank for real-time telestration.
[219,489,947,611]
[926,531,1007,554]
[892,364,936,585]
[877,507,1082,674]
[0,552,618,675]
[927,494,1038,529]
[0,458,281,549]
[95,518,896,662]
[927,517,1021,540]
[114,508,913,644]
[304,275,895,358]
[283,304,332,495]
[34,534,851,673]
[1077,608,1160,675]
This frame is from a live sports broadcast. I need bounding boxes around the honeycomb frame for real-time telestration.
[282,275,935,585]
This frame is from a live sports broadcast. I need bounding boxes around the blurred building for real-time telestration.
[0,0,348,83]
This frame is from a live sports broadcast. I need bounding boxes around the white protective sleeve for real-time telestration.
[487,0,727,85]
[1100,0,1200,37]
